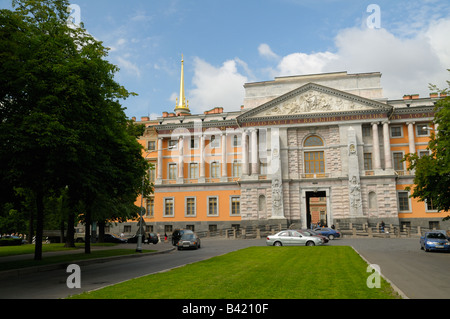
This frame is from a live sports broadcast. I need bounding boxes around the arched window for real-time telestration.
[304,135,325,176]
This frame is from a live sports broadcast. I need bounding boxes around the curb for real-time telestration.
[0,247,175,280]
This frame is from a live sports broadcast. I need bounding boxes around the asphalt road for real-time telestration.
[0,237,448,299]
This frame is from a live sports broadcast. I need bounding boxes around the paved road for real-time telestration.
[0,237,448,299]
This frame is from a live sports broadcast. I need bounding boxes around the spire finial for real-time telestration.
[175,54,190,115]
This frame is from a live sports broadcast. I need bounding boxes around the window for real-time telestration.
[168,163,177,180]
[148,141,156,151]
[426,198,437,212]
[398,192,410,211]
[189,163,199,179]
[390,126,403,138]
[164,198,174,216]
[211,161,220,178]
[123,225,131,233]
[362,126,371,137]
[190,137,199,149]
[210,135,220,148]
[393,152,404,171]
[304,135,324,147]
[208,197,219,216]
[233,135,241,147]
[168,139,178,150]
[232,160,241,177]
[146,197,154,217]
[364,153,373,171]
[230,196,240,216]
[419,150,430,158]
[149,166,156,183]
[304,151,325,174]
[416,124,430,137]
[185,197,196,217]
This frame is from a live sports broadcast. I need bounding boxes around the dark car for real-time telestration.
[314,227,341,240]
[127,232,159,244]
[103,233,128,243]
[297,229,329,243]
[176,232,201,250]
[172,229,194,246]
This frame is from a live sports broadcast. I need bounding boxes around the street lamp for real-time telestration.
[136,144,176,253]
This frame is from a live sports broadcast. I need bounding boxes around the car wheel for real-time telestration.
[328,234,335,240]
[274,241,283,246]
[306,241,315,246]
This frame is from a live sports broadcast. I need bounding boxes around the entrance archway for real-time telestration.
[306,191,327,229]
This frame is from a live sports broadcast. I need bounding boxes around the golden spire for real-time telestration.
[175,54,190,115]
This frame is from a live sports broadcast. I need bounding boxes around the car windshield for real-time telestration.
[181,234,195,240]
[427,233,446,239]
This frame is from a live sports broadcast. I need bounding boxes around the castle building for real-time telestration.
[125,57,447,235]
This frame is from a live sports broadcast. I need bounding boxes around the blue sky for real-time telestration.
[2,0,450,119]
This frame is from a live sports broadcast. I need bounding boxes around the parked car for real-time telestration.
[176,232,201,250]
[127,233,159,244]
[266,230,323,247]
[103,233,128,243]
[314,227,341,240]
[420,231,450,252]
[297,229,329,243]
[172,229,194,246]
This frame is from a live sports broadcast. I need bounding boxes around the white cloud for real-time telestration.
[116,56,141,78]
[263,17,450,99]
[188,58,249,113]
[258,43,279,60]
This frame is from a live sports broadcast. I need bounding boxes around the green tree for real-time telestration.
[405,73,450,220]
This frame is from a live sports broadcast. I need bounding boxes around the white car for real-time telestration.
[266,230,323,246]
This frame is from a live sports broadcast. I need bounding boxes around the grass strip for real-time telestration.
[70,246,400,299]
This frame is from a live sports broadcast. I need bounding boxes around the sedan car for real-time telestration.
[266,230,323,247]
[314,227,341,240]
[297,229,329,244]
[420,232,450,252]
[127,233,159,244]
[172,229,194,246]
[103,233,128,243]
[176,233,201,250]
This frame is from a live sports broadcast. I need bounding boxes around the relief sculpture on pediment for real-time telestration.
[260,90,363,117]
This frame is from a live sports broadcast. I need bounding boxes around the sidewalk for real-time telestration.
[0,241,175,280]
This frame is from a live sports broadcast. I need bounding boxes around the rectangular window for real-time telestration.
[190,137,199,149]
[210,135,220,148]
[416,124,430,137]
[148,141,156,151]
[230,196,240,216]
[189,163,199,179]
[149,166,156,183]
[168,139,178,150]
[168,163,177,180]
[148,198,154,217]
[164,198,174,216]
[208,197,219,216]
[426,198,437,212]
[398,192,410,211]
[362,126,371,137]
[185,197,196,217]
[233,135,241,147]
[233,160,241,177]
[419,150,430,158]
[364,153,373,171]
[211,162,220,178]
[304,151,325,174]
[393,152,404,171]
[390,126,403,138]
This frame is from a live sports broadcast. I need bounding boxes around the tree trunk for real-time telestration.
[34,189,45,261]
[65,211,75,248]
[28,209,34,245]
[98,220,105,243]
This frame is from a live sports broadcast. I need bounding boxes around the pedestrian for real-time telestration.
[380,221,385,233]
[164,232,168,242]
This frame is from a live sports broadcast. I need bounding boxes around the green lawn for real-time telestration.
[70,246,401,299]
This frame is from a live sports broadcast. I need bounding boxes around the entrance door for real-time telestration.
[306,191,327,229]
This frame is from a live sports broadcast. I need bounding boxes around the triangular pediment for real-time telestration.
[238,83,392,121]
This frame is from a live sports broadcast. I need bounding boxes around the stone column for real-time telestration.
[250,128,259,176]
[382,121,392,170]
[270,128,285,219]
[157,137,163,183]
[199,135,205,179]
[178,136,184,183]
[348,127,363,217]
[221,133,227,179]
[407,122,416,154]
[242,130,249,176]
[371,122,381,170]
